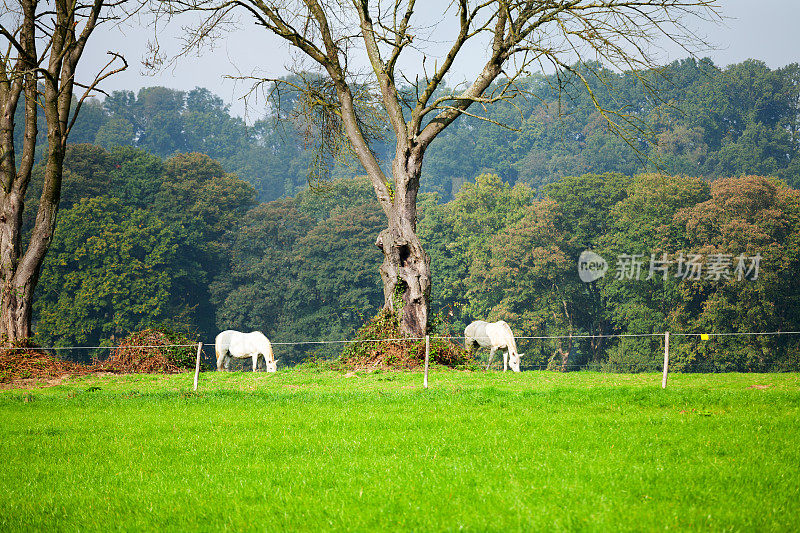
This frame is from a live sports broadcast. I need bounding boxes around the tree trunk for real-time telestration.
[0,0,103,346]
[375,150,431,338]
[0,157,62,345]
[0,188,32,342]
[547,296,573,371]
[548,335,572,372]
[0,134,64,345]
[0,282,34,342]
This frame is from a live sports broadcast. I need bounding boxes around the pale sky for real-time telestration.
[78,0,800,121]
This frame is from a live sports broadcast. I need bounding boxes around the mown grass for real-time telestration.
[1,370,798,531]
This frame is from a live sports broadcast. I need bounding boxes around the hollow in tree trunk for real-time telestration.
[374,152,431,338]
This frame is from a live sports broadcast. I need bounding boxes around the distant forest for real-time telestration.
[19,57,800,201]
[23,58,800,370]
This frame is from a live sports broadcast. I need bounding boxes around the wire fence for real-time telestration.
[6,330,800,373]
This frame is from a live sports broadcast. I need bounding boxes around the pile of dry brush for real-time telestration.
[0,329,198,384]
[338,311,473,370]
[101,329,196,374]
[0,348,95,383]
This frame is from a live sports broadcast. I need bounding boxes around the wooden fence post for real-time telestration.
[193,342,203,391]
[424,335,430,389]
[661,332,669,389]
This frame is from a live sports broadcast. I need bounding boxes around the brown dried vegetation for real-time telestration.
[1,329,198,387]
[101,329,197,374]
[0,348,95,385]
[338,311,473,371]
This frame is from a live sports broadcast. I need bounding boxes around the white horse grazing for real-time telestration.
[215,330,277,372]
[464,320,524,372]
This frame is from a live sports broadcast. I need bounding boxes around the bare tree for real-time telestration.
[0,0,127,343]
[155,0,719,337]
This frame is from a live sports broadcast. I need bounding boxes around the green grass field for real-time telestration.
[1,370,798,531]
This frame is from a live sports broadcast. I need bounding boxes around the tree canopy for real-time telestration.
[58,59,800,204]
[29,138,800,370]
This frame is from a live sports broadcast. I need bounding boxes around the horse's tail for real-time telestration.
[214,331,228,369]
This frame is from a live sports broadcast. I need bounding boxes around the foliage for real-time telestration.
[29,139,800,371]
[210,177,385,364]
[30,146,256,348]
[664,176,800,371]
[420,172,800,371]
[422,59,799,198]
[33,198,202,348]
[68,86,309,202]
[59,57,799,203]
[22,57,800,369]
[418,173,534,331]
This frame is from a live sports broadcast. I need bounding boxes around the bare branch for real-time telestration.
[67,50,128,136]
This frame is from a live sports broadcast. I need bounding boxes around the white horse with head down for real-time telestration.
[215,330,277,372]
[464,320,524,372]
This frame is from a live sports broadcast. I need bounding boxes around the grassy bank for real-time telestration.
[1,370,798,531]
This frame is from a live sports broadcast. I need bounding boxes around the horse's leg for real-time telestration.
[486,347,496,371]
[503,349,508,372]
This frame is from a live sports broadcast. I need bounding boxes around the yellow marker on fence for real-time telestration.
[700,334,710,341]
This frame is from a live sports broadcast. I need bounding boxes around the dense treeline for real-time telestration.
[31,146,257,348]
[424,58,800,197]
[420,173,800,371]
[31,144,800,370]
[24,57,800,370]
[30,146,386,360]
[18,58,798,202]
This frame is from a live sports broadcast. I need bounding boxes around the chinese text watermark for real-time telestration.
[578,251,761,282]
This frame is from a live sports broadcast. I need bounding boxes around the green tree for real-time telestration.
[24,145,165,235]
[28,146,256,345]
[210,198,314,343]
[158,0,721,337]
[212,177,383,363]
[286,202,385,345]
[94,117,136,149]
[469,199,576,369]
[34,197,202,347]
[598,174,710,369]
[418,174,533,332]
[667,176,800,371]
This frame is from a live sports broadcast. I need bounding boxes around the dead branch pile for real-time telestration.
[0,349,94,383]
[100,329,195,374]
[338,311,473,370]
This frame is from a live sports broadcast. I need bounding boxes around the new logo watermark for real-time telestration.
[578,250,609,282]
[577,251,761,282]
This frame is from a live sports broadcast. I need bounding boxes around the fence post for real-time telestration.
[424,335,430,389]
[193,342,203,391]
[662,332,669,389]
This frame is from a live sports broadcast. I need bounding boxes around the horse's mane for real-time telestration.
[495,321,519,355]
